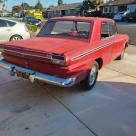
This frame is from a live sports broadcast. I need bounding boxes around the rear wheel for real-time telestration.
[81,61,99,90]
[10,35,23,41]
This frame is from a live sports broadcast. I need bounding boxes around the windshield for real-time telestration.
[38,20,91,39]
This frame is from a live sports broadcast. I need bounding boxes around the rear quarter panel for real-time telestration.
[64,19,129,74]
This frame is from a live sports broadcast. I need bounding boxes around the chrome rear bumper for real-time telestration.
[0,60,76,87]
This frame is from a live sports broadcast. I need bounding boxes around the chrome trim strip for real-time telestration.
[72,38,125,61]
[0,60,76,87]
[3,49,51,59]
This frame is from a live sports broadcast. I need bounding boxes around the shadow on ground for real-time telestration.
[0,80,136,136]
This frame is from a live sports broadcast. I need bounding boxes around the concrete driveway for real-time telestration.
[0,46,136,136]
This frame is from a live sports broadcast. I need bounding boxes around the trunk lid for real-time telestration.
[2,37,89,55]
[0,37,89,76]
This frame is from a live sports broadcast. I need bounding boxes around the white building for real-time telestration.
[100,0,136,15]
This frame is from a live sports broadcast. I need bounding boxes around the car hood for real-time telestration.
[2,37,89,55]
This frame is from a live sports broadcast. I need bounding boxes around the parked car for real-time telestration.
[0,18,30,43]
[126,11,136,22]
[113,11,130,21]
[14,13,22,18]
[22,16,41,27]
[0,17,129,90]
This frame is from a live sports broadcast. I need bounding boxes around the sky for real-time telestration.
[3,0,83,10]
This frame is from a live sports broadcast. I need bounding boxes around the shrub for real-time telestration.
[26,24,38,32]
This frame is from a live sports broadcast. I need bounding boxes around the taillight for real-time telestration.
[0,47,4,54]
[51,54,65,65]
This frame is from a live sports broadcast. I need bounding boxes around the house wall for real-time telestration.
[102,5,129,14]
[102,3,136,15]
[103,0,113,3]
[113,6,118,14]
[127,4,136,12]
[47,8,80,18]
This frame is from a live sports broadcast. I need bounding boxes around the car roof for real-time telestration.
[50,16,114,22]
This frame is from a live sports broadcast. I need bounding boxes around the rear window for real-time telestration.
[38,20,91,39]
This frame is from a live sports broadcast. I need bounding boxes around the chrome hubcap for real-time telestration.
[88,65,97,86]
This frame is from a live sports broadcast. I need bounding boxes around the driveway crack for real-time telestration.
[40,84,99,136]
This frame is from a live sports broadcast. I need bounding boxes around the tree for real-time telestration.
[96,0,103,5]
[58,0,63,6]
[21,2,30,10]
[0,0,7,10]
[0,0,5,3]
[35,0,43,10]
[80,0,96,15]
[12,5,23,14]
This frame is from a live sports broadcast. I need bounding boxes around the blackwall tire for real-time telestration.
[81,61,99,90]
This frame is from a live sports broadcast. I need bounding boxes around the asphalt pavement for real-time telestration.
[0,45,136,136]
[117,22,136,45]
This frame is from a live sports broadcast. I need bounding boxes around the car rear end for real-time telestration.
[0,44,78,87]
[0,17,93,87]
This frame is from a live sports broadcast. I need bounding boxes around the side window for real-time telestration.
[0,19,7,27]
[101,22,110,39]
[109,22,117,36]
[101,22,117,39]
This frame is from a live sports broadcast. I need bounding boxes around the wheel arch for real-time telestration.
[9,34,23,41]
[125,42,128,48]
[95,58,103,70]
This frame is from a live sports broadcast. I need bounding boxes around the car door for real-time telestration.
[99,21,114,64]
[0,19,12,42]
[108,22,124,60]
[100,21,119,62]
[108,22,120,60]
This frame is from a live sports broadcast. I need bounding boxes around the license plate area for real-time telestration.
[16,70,30,79]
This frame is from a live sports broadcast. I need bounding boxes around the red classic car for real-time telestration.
[0,17,129,90]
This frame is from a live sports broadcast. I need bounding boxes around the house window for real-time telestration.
[109,7,112,13]
[104,7,108,13]
[103,7,113,13]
